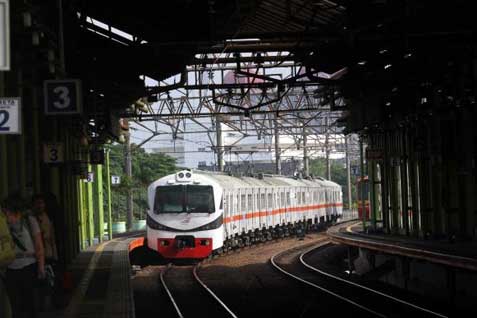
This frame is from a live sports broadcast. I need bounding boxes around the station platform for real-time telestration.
[39,234,143,318]
[328,223,477,272]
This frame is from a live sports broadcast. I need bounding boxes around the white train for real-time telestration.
[147,170,343,259]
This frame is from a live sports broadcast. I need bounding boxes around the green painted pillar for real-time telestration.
[77,177,86,250]
[93,164,104,242]
[86,164,95,246]
[105,149,113,240]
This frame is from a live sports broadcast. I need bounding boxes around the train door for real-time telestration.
[285,190,291,224]
[259,190,266,229]
[223,190,230,238]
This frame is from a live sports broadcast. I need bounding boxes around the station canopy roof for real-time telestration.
[58,0,477,112]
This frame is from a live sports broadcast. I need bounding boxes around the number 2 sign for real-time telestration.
[44,79,82,115]
[0,97,21,135]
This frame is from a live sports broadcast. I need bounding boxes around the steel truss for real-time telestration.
[123,51,358,168]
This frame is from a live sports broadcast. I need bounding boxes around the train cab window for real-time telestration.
[154,185,215,214]
[186,185,215,213]
[154,186,183,213]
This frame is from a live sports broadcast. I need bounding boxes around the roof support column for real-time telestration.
[345,135,352,211]
[0,72,7,199]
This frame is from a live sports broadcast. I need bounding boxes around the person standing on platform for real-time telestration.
[2,194,45,318]
[32,193,59,310]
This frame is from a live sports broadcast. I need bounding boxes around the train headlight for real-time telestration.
[200,239,210,246]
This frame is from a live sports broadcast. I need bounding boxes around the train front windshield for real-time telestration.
[154,185,215,214]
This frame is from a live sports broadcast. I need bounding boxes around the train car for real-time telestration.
[356,176,370,220]
[147,170,342,259]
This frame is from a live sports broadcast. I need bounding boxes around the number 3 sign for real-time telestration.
[44,79,82,115]
[43,142,64,164]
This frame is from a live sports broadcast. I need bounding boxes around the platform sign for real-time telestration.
[0,97,21,134]
[43,142,64,163]
[85,172,94,183]
[44,79,82,115]
[111,175,121,185]
[0,0,10,71]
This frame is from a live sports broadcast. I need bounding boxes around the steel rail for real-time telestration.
[300,245,448,318]
[160,263,238,318]
[193,264,239,318]
[159,264,185,318]
[270,242,387,318]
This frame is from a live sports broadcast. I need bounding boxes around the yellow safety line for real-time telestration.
[63,240,111,318]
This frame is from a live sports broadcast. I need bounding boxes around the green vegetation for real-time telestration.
[103,144,177,221]
[309,158,357,209]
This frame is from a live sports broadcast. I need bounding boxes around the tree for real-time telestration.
[103,144,177,222]
[309,158,357,209]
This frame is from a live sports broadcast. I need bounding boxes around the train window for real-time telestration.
[280,192,285,206]
[267,193,272,209]
[247,194,253,211]
[241,194,246,212]
[260,193,265,210]
[154,185,216,213]
[302,192,305,204]
[186,185,215,213]
[154,185,183,213]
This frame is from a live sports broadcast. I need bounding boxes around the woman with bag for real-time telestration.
[2,194,45,318]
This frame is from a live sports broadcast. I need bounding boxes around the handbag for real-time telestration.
[0,213,15,268]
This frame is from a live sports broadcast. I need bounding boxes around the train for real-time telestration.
[356,176,370,220]
[146,170,343,259]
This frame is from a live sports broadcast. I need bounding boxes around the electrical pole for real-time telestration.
[215,116,224,172]
[325,116,331,180]
[274,115,281,175]
[124,129,133,231]
[303,127,309,177]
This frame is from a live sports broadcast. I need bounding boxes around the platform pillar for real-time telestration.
[93,164,104,242]
[86,164,95,246]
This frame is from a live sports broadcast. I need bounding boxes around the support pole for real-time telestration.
[274,115,281,175]
[303,127,309,177]
[215,117,224,172]
[359,137,366,231]
[86,164,94,246]
[325,126,331,180]
[125,131,133,231]
[345,135,352,211]
[105,149,113,240]
[0,72,7,199]
[93,164,104,242]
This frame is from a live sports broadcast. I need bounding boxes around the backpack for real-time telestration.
[0,212,15,268]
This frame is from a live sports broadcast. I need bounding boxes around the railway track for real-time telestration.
[271,242,449,318]
[159,263,238,318]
